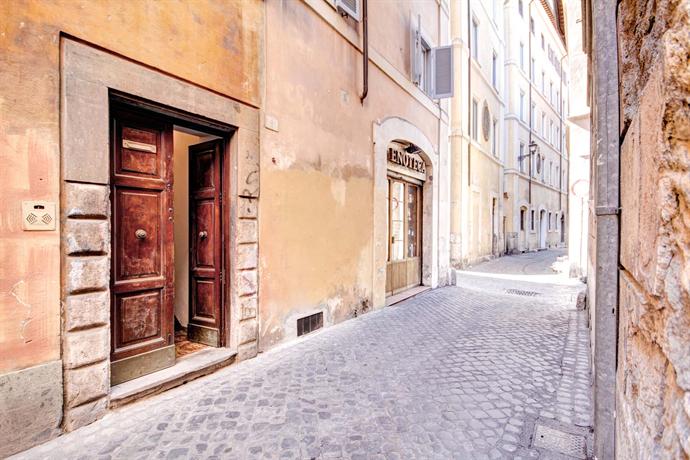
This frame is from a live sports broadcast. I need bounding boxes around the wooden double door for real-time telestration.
[386,176,423,296]
[110,106,226,385]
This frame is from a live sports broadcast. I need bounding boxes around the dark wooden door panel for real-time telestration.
[188,139,223,347]
[110,106,175,381]
[113,188,162,281]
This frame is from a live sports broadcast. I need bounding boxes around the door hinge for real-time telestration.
[220,271,225,284]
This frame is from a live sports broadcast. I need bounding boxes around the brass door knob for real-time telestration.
[199,231,208,239]
[135,229,147,240]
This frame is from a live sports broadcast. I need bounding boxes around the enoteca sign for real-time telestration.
[387,146,426,174]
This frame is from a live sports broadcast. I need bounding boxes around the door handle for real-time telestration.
[199,231,208,240]
[135,229,147,240]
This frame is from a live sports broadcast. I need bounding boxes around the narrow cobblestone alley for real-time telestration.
[17,250,593,460]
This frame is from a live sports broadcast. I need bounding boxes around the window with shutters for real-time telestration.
[410,21,453,99]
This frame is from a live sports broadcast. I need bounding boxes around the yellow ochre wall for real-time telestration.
[259,0,443,349]
[0,0,262,374]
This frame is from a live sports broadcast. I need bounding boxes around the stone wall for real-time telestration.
[616,1,690,457]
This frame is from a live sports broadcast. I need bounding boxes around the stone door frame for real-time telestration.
[60,38,260,431]
[373,117,439,309]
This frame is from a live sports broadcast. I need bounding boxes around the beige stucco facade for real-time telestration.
[0,0,452,455]
[259,0,451,350]
[450,0,507,267]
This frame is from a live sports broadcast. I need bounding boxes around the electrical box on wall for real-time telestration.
[22,201,56,231]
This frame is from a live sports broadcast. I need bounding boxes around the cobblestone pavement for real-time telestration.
[19,250,592,460]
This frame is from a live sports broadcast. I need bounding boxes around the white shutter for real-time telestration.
[431,45,453,98]
[410,16,421,85]
[335,0,361,21]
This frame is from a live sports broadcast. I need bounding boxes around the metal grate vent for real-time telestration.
[297,312,323,337]
[506,288,541,297]
[532,424,587,459]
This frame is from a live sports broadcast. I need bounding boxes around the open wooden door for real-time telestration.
[110,107,175,385]
[187,140,224,347]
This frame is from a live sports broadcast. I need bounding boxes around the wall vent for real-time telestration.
[297,312,323,337]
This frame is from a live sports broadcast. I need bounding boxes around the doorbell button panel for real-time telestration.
[22,201,56,231]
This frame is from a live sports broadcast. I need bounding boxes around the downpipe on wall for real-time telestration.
[360,0,368,104]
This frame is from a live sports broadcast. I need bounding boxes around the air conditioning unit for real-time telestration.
[335,0,361,21]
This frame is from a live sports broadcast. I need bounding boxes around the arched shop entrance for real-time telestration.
[385,142,426,296]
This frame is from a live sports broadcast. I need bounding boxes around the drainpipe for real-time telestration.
[360,0,368,104]
[590,0,619,458]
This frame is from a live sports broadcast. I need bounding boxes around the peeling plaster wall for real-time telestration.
[615,1,690,458]
[260,0,448,351]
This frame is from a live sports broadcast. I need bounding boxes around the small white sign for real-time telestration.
[22,201,56,231]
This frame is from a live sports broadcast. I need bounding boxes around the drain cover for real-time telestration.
[505,289,541,297]
[532,424,587,458]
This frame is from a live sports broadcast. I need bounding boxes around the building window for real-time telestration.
[530,210,535,230]
[550,81,554,103]
[541,71,545,93]
[472,18,479,60]
[541,33,545,50]
[492,119,498,156]
[519,91,525,121]
[549,120,554,144]
[519,142,525,172]
[520,208,526,231]
[556,166,560,186]
[519,43,525,70]
[472,99,479,141]
[556,90,560,112]
[492,52,498,89]
[530,103,535,129]
[419,39,432,94]
[549,161,553,184]
[531,58,535,80]
[530,17,535,34]
[518,0,523,16]
[541,113,546,136]
[548,212,552,230]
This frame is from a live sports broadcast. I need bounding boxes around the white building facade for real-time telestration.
[503,0,569,253]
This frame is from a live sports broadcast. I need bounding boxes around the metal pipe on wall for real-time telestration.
[360,0,368,104]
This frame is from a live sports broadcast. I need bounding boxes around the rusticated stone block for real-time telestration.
[239,318,258,345]
[237,219,258,243]
[64,182,109,218]
[64,219,109,255]
[64,291,109,331]
[64,360,109,408]
[239,295,257,320]
[236,129,259,198]
[238,197,258,219]
[237,340,258,361]
[63,396,108,432]
[237,243,258,270]
[0,361,62,458]
[63,326,109,369]
[619,114,640,276]
[64,256,109,294]
[238,270,257,296]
